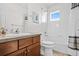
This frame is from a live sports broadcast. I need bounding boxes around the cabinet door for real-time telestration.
[8,48,27,56]
[0,41,18,56]
[27,43,40,56]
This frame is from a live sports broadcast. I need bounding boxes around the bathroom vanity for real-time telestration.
[0,33,40,56]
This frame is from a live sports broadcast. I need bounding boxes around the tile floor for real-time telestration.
[41,49,70,56]
[53,50,69,56]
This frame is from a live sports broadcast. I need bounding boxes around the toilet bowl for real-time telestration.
[41,40,55,56]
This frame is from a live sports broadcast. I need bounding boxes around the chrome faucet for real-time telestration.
[15,28,19,34]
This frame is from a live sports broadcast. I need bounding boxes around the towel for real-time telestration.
[68,36,78,50]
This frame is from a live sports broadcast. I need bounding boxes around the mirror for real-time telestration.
[32,11,39,24]
[0,4,27,34]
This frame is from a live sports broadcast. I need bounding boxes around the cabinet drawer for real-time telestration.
[33,36,40,43]
[0,41,18,56]
[8,48,26,56]
[19,37,33,49]
[27,43,40,50]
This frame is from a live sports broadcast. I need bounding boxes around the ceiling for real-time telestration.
[16,3,55,8]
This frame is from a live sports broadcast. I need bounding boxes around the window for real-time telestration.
[50,11,60,21]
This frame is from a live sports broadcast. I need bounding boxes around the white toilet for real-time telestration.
[41,40,55,56]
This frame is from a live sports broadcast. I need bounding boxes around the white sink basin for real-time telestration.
[5,33,31,37]
[0,33,31,38]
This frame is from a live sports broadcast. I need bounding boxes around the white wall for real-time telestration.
[0,3,28,33]
[47,3,71,54]
[26,4,48,34]
[27,4,41,33]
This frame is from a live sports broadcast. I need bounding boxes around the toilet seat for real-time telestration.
[42,41,54,45]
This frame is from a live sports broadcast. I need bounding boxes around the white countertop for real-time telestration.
[0,33,41,43]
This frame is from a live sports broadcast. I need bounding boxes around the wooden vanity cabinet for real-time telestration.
[0,35,40,56]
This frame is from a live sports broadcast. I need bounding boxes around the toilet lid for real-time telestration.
[42,41,55,45]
